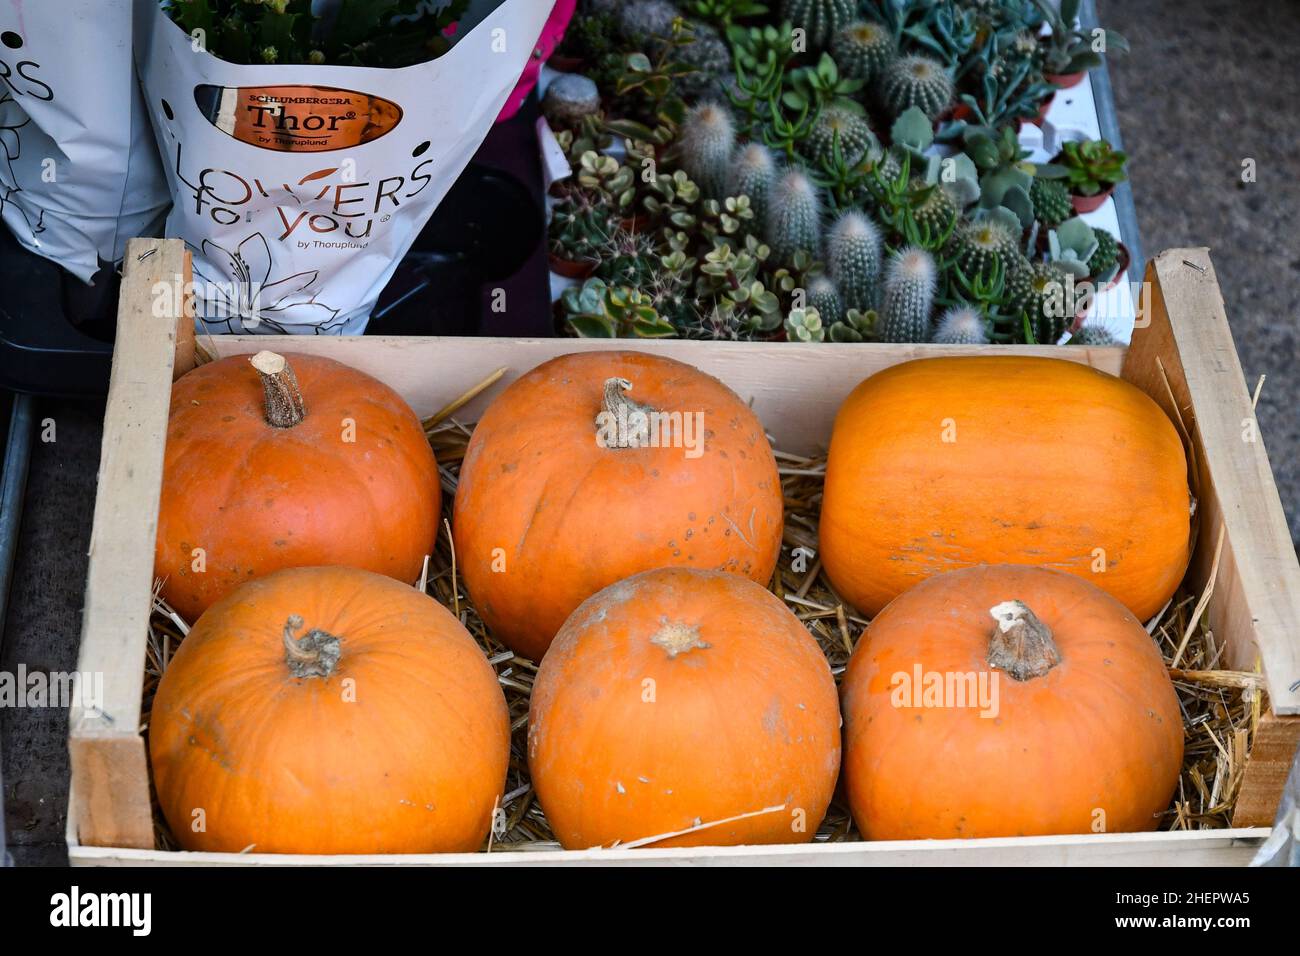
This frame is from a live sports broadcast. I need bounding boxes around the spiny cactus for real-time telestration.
[831,21,896,83]
[932,306,989,345]
[1089,227,1120,277]
[1071,324,1117,346]
[1030,178,1073,228]
[950,215,1020,282]
[876,55,954,120]
[1025,261,1074,344]
[765,170,823,267]
[781,0,856,50]
[873,147,905,187]
[728,143,778,225]
[803,106,880,167]
[677,20,733,99]
[617,0,679,42]
[784,306,825,342]
[880,247,937,343]
[678,102,736,199]
[1004,252,1035,313]
[826,211,881,312]
[911,179,959,235]
[542,73,601,130]
[807,275,843,327]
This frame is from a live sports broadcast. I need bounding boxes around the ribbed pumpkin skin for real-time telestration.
[150,567,509,854]
[841,565,1183,840]
[155,353,440,622]
[820,356,1190,620]
[529,567,841,849]
[454,351,783,661]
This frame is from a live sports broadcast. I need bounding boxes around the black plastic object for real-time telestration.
[0,226,117,397]
[367,163,545,335]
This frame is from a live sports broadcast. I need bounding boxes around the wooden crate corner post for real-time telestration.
[1125,247,1300,828]
[68,238,193,850]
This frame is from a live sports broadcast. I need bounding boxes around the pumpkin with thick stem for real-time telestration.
[155,350,440,621]
[528,567,841,849]
[841,564,1183,840]
[453,351,783,661]
[150,566,509,854]
[820,356,1191,620]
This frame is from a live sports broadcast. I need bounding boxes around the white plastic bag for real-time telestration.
[0,0,168,282]
[134,0,554,334]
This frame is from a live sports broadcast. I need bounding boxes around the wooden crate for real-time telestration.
[66,239,1300,865]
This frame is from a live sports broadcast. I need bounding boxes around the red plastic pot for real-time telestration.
[1096,242,1131,292]
[1044,70,1087,89]
[1070,183,1115,214]
[618,212,652,234]
[935,103,974,127]
[548,252,597,279]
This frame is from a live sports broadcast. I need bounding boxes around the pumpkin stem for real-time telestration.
[987,601,1061,682]
[595,377,655,449]
[282,614,342,679]
[251,351,306,428]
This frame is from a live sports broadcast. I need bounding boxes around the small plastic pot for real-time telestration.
[1094,242,1132,293]
[1070,183,1116,214]
[548,253,598,279]
[1044,70,1087,89]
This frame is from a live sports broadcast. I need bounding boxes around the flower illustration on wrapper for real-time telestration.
[192,231,345,334]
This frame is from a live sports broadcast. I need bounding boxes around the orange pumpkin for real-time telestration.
[529,567,840,849]
[150,566,509,854]
[841,564,1183,840]
[156,351,440,621]
[454,351,783,661]
[820,356,1190,620]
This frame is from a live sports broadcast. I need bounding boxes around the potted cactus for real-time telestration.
[1053,138,1128,213]
[1033,0,1128,89]
[548,195,614,279]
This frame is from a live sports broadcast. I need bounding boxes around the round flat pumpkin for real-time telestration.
[820,356,1191,620]
[150,566,509,854]
[155,351,440,621]
[453,351,783,661]
[841,564,1183,839]
[529,567,841,849]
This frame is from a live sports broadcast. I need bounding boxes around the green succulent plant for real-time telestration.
[1033,0,1128,76]
[166,0,468,66]
[561,278,678,338]
[1056,138,1128,197]
[688,0,770,30]
[576,152,637,213]
[784,306,826,342]
[828,308,876,342]
[1047,216,1099,280]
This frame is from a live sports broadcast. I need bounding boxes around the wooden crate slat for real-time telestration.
[68,237,191,850]
[201,335,1125,455]
[1139,250,1300,714]
[66,827,1266,867]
